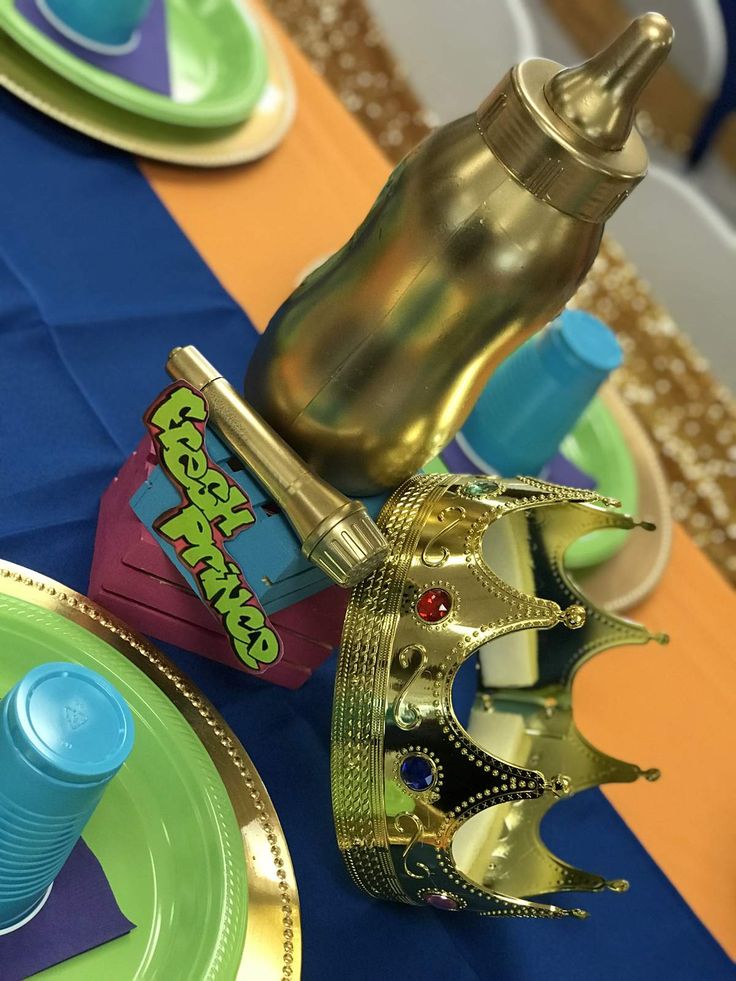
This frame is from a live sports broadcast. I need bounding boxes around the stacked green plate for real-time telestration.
[0,561,300,978]
[560,394,638,570]
[0,0,295,165]
[0,0,268,125]
[428,394,638,571]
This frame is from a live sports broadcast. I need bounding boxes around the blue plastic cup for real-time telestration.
[458,309,623,477]
[0,663,134,932]
[37,0,153,52]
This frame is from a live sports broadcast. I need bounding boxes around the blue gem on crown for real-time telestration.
[400,754,435,792]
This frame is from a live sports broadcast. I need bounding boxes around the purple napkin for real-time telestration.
[15,0,171,96]
[0,840,135,981]
[441,439,597,490]
[541,453,597,490]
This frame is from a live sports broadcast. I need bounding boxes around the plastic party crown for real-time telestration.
[331,473,666,917]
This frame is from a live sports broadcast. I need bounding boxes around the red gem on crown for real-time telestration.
[416,588,452,623]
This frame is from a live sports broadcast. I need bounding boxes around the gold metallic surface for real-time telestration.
[0,560,301,980]
[166,346,387,586]
[545,12,674,151]
[246,17,672,495]
[331,474,665,915]
[263,0,735,583]
[478,59,649,222]
[0,12,295,167]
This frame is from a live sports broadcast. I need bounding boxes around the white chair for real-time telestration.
[608,162,736,389]
[363,0,538,124]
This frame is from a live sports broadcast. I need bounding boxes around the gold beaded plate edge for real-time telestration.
[0,560,301,981]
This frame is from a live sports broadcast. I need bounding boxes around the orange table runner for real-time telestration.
[142,8,736,959]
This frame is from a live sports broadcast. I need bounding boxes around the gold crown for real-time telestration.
[330,473,666,917]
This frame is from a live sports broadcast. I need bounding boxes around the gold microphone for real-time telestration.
[166,346,388,588]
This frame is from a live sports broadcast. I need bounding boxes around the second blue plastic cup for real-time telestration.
[458,309,623,476]
[0,663,134,931]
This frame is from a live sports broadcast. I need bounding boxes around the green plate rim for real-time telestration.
[0,0,269,127]
[0,560,301,980]
[561,394,639,570]
[0,19,296,167]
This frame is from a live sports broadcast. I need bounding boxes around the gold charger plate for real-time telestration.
[0,9,295,167]
[0,560,301,980]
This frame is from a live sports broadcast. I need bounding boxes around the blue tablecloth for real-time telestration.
[0,92,731,981]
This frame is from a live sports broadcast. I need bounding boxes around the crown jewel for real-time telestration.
[331,473,665,917]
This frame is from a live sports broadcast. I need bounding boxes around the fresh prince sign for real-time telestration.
[145,382,282,672]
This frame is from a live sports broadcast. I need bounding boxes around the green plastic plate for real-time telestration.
[427,395,638,572]
[0,589,248,978]
[0,0,268,127]
[561,394,638,570]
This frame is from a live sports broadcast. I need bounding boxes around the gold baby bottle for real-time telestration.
[245,14,673,495]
